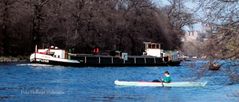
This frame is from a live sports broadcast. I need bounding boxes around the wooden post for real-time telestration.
[99,57,101,64]
[134,57,136,64]
[111,57,113,64]
[84,56,87,64]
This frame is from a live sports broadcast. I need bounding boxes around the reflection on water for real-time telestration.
[0,61,238,102]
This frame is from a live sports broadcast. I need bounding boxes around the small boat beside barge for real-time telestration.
[30,42,181,67]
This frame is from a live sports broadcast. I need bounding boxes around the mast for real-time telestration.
[35,45,37,62]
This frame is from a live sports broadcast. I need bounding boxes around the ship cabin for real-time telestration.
[37,46,68,59]
[143,42,164,57]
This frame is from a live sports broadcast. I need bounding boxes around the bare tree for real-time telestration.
[163,0,195,30]
[29,0,52,48]
[193,0,239,84]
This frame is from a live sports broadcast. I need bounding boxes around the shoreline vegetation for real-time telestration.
[0,56,29,63]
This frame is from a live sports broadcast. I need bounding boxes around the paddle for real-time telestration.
[160,77,164,87]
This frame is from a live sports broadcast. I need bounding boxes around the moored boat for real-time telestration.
[209,63,220,71]
[30,46,80,66]
[30,42,181,67]
[114,80,207,87]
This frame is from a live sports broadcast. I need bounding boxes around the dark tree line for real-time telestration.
[0,0,185,56]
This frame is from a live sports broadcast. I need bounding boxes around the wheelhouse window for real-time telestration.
[148,44,152,48]
[152,44,155,49]
[156,44,160,49]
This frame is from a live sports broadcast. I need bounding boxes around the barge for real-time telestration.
[30,42,181,67]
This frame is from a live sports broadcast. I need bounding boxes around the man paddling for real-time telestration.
[152,71,172,83]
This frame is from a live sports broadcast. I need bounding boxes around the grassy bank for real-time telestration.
[0,56,29,63]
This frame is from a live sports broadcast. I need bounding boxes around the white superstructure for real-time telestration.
[143,42,164,57]
[30,46,79,64]
[37,49,66,59]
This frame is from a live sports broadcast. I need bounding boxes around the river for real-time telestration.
[0,61,239,102]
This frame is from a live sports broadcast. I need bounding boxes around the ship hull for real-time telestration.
[30,53,181,67]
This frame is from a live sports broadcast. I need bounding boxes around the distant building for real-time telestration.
[182,31,199,42]
[182,22,213,43]
[181,23,211,58]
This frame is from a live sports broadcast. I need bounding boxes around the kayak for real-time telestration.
[114,80,207,87]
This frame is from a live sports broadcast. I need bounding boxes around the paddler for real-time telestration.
[152,71,172,83]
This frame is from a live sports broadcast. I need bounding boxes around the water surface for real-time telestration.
[0,61,239,102]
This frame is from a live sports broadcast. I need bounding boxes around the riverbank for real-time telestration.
[0,56,29,63]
